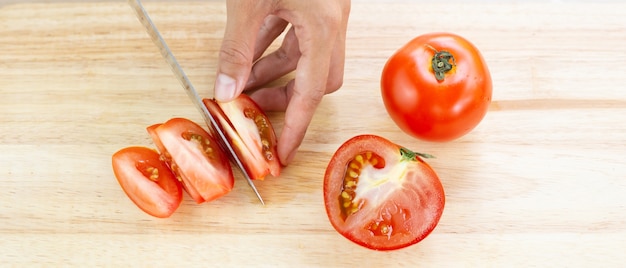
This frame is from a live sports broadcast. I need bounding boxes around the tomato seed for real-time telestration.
[261,139,270,151]
[244,108,255,119]
[139,164,160,182]
[380,224,390,235]
[350,206,359,215]
[349,162,359,170]
[255,115,268,130]
[150,168,159,181]
[367,220,394,237]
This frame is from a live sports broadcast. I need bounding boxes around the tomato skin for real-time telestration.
[324,135,445,251]
[112,146,182,218]
[203,94,281,180]
[149,118,234,203]
[381,32,492,142]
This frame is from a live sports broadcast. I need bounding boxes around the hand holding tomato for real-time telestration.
[213,0,351,165]
[381,32,492,142]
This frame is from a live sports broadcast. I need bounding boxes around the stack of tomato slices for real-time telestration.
[112,94,280,218]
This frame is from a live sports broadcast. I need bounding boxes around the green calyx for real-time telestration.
[431,50,455,82]
[400,147,435,161]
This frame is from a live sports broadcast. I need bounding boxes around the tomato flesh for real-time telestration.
[112,146,182,218]
[203,94,281,180]
[324,135,445,251]
[149,118,234,203]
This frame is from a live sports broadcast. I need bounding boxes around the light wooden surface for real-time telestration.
[1,1,626,266]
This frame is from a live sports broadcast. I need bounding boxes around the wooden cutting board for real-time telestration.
[1,1,626,266]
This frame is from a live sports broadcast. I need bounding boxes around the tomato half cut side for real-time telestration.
[149,118,234,203]
[203,94,281,180]
[112,146,182,218]
[323,135,445,251]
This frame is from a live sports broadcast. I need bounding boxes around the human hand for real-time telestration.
[213,0,351,166]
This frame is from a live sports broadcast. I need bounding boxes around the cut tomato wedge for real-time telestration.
[148,118,234,203]
[203,94,281,180]
[112,146,182,218]
[324,135,445,251]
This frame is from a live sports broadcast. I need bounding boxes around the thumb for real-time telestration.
[214,2,266,102]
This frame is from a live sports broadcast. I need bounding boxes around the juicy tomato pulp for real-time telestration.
[381,32,492,142]
[112,146,182,218]
[324,135,445,251]
[147,118,234,204]
[204,94,281,180]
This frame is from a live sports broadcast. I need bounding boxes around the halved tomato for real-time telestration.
[148,118,234,203]
[203,94,281,180]
[323,135,445,251]
[112,146,182,218]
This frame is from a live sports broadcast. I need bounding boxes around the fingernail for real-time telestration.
[214,73,237,102]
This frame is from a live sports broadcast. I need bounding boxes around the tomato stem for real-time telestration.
[426,45,455,82]
[400,148,435,161]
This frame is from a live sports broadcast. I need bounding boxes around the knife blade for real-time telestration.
[128,0,264,205]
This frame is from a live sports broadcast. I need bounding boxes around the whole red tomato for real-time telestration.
[381,32,492,142]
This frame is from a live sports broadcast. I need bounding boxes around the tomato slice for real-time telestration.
[203,94,281,180]
[112,146,182,218]
[149,118,234,203]
[323,135,445,251]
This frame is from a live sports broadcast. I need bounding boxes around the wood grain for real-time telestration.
[1,1,625,266]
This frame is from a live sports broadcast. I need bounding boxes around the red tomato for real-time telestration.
[324,135,445,251]
[204,94,281,180]
[112,146,182,218]
[381,32,492,142]
[148,118,234,203]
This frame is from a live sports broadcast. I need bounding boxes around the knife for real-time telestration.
[128,0,264,205]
